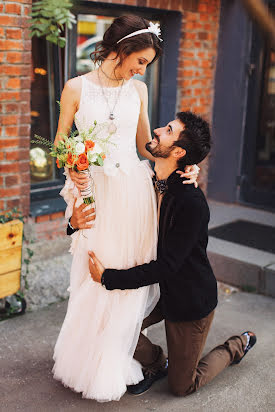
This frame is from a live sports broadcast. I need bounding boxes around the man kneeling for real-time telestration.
[89,111,256,397]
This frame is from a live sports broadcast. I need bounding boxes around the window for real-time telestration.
[30,36,64,205]
[254,46,275,190]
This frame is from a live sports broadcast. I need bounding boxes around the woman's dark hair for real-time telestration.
[174,111,212,167]
[91,15,162,67]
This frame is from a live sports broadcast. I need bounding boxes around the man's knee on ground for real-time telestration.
[169,381,194,397]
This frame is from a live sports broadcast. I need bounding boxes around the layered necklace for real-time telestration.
[97,66,125,134]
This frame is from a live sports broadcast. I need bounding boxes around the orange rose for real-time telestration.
[76,153,89,171]
[56,158,61,169]
[67,152,76,166]
[85,140,95,152]
[102,154,106,160]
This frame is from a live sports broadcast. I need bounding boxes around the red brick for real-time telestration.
[0,176,4,186]
[5,175,19,186]
[20,77,31,89]
[0,91,20,101]
[0,187,20,197]
[0,152,4,161]
[0,40,24,51]
[36,215,50,223]
[6,150,29,161]
[1,115,18,125]
[198,4,208,13]
[6,29,22,40]
[8,0,32,3]
[0,52,4,63]
[6,103,20,113]
[0,65,30,76]
[6,78,20,89]
[0,16,22,27]
[19,125,30,137]
[0,139,19,148]
[5,3,21,15]
[50,211,65,220]
[0,28,4,38]
[6,198,20,209]
[5,127,19,137]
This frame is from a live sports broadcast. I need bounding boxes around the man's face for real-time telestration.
[146,119,184,158]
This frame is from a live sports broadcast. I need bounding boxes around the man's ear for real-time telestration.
[172,147,186,160]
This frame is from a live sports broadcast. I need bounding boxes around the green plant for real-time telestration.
[0,207,24,224]
[30,0,76,48]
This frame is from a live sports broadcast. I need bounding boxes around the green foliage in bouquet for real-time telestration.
[30,0,76,48]
[31,120,115,170]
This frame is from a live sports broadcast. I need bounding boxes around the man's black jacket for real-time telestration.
[103,170,218,322]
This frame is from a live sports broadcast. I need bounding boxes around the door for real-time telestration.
[240,4,275,210]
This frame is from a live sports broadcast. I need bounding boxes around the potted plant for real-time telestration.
[0,209,27,320]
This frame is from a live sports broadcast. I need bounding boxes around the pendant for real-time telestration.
[109,113,115,120]
[108,122,117,134]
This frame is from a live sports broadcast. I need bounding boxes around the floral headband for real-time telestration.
[117,22,163,44]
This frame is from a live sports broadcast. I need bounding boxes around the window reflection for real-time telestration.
[30,37,54,184]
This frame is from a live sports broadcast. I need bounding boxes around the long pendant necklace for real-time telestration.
[97,67,124,134]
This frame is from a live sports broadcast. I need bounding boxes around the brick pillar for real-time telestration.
[0,0,32,216]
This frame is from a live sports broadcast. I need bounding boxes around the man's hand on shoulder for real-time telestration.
[70,198,95,230]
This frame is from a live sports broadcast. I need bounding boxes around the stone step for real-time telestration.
[207,200,275,297]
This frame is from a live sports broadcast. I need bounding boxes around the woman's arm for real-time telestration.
[54,77,81,146]
[134,80,155,161]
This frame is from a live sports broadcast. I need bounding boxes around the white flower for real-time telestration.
[75,142,85,154]
[87,151,98,163]
[90,143,103,155]
[148,22,163,41]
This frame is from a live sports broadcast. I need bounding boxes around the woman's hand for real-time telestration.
[177,164,200,188]
[69,169,89,194]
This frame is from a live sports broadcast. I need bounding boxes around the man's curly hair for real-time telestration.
[174,111,212,167]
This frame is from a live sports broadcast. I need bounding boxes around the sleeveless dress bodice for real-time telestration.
[74,76,141,176]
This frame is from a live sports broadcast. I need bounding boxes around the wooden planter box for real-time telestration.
[0,219,23,299]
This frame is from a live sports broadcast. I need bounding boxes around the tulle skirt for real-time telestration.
[52,160,160,402]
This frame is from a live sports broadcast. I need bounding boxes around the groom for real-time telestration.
[84,111,256,396]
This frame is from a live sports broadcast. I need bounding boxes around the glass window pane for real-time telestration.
[30,37,57,184]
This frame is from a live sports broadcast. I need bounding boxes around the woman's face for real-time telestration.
[117,48,156,80]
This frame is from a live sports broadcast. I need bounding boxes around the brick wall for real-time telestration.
[0,0,32,216]
[0,0,220,239]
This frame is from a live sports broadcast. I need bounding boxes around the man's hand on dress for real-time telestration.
[70,198,95,230]
[177,164,200,188]
[88,251,105,283]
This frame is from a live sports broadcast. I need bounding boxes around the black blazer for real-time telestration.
[103,170,218,322]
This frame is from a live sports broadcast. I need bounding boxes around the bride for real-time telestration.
[52,15,198,402]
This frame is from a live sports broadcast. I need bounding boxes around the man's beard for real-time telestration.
[145,141,174,158]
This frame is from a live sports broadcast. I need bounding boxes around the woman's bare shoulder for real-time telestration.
[133,79,147,92]
[132,79,148,102]
[63,76,83,99]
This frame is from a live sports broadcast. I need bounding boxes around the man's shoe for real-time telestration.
[231,331,257,365]
[127,360,168,396]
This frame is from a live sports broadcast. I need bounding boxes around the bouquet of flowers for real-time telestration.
[31,121,114,206]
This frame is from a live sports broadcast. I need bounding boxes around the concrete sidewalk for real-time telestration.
[0,289,274,412]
